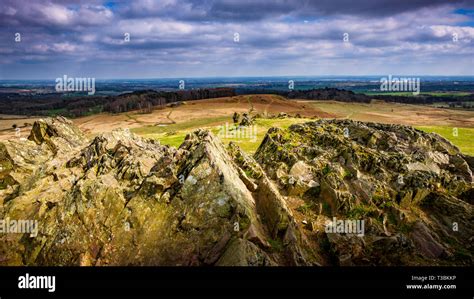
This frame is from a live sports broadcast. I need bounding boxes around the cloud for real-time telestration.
[0,0,113,28]
[0,0,473,79]
[120,0,474,21]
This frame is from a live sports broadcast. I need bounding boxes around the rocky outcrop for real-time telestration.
[0,117,472,266]
[239,113,255,127]
[0,117,305,266]
[254,119,473,265]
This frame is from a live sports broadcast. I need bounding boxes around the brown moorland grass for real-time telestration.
[1,96,474,155]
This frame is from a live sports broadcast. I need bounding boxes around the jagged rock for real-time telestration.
[254,119,473,265]
[239,113,255,127]
[289,161,313,182]
[255,177,291,238]
[28,116,86,154]
[325,232,365,266]
[1,117,472,266]
[216,238,276,266]
[410,221,446,259]
[232,112,240,124]
[1,119,295,266]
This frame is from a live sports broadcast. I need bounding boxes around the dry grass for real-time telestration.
[1,96,473,156]
[302,100,474,128]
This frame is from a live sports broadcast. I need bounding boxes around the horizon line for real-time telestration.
[2,74,474,81]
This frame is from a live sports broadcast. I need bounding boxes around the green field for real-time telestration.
[132,117,313,153]
[363,91,472,97]
[416,126,474,156]
[132,113,473,157]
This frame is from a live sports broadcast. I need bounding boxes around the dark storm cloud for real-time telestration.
[295,0,474,18]
[120,0,474,21]
[205,0,291,21]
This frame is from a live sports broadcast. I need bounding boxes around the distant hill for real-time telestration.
[285,88,371,103]
[0,88,236,117]
[103,88,236,114]
[1,87,473,118]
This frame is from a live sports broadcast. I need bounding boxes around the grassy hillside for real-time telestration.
[416,126,474,156]
[127,98,474,156]
[131,116,474,157]
[132,117,313,153]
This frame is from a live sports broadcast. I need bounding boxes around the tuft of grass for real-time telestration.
[268,238,284,252]
[322,164,331,176]
[296,202,316,215]
[155,134,187,149]
[347,204,377,219]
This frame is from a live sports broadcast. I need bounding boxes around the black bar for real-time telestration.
[0,267,472,298]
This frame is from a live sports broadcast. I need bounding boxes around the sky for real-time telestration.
[0,0,473,79]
